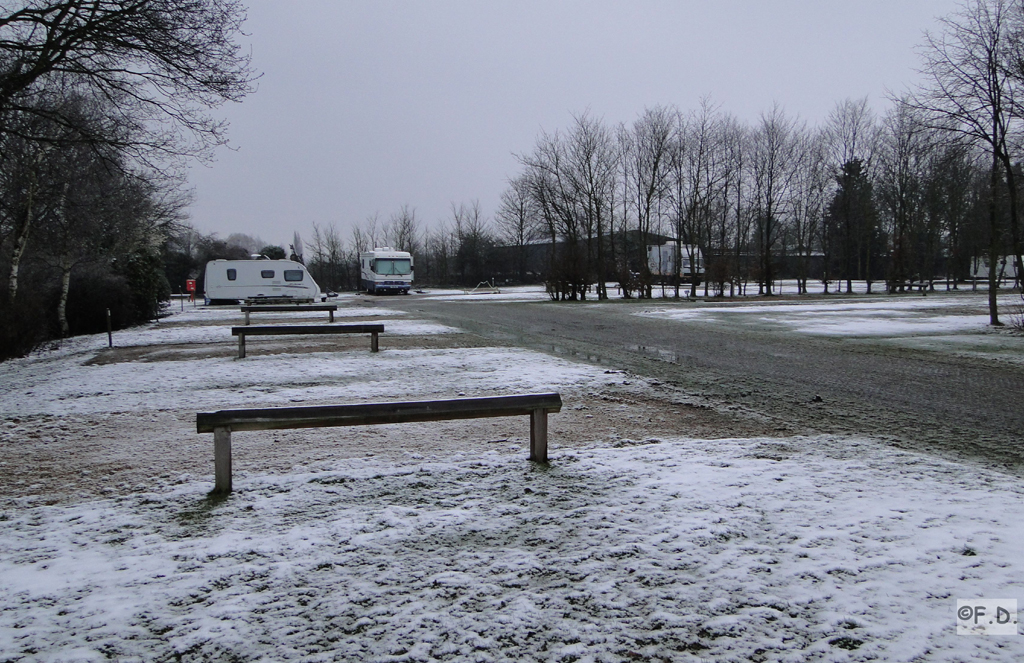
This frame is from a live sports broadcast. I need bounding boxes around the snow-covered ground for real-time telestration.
[636,290,1024,367]
[0,306,604,417]
[1,295,1022,661]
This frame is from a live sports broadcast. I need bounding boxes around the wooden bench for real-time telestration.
[231,324,384,358]
[890,282,930,293]
[240,304,339,325]
[197,393,563,493]
[244,296,316,305]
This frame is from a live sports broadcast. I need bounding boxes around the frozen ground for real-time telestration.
[635,289,1024,367]
[1,295,1021,661]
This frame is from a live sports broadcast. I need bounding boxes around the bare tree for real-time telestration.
[750,104,801,295]
[624,106,674,297]
[1,1,254,315]
[669,99,724,298]
[563,112,617,299]
[450,200,492,286]
[824,97,879,293]
[910,0,1018,324]
[495,174,539,283]
[225,233,265,255]
[421,220,458,285]
[718,116,749,296]
[0,0,256,162]
[384,204,420,254]
[825,96,879,170]
[877,99,933,293]
[789,128,829,294]
[518,129,588,299]
[309,222,346,291]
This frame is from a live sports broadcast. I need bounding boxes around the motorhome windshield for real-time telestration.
[374,258,412,276]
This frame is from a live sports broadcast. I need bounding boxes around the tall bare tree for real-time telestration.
[790,128,829,294]
[0,0,255,160]
[669,99,724,298]
[910,0,1018,324]
[495,174,539,283]
[750,104,801,295]
[563,112,616,299]
[877,100,933,292]
[384,205,420,255]
[624,106,674,297]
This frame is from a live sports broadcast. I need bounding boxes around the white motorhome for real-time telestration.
[647,242,704,285]
[203,258,323,304]
[359,247,413,294]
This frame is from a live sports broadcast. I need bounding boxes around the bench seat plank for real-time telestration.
[231,324,382,336]
[239,305,338,312]
[240,304,338,325]
[198,393,562,433]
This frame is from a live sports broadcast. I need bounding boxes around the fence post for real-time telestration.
[529,408,548,462]
[213,427,232,494]
[106,309,112,348]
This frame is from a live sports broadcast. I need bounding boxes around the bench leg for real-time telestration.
[329,310,334,323]
[371,332,379,353]
[244,311,250,325]
[530,409,548,462]
[214,426,232,494]
[238,334,246,359]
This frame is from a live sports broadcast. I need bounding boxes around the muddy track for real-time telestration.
[397,296,1024,475]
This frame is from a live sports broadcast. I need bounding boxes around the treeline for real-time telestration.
[503,0,1024,326]
[505,98,993,301]
[0,1,255,359]
[312,0,1024,327]
[307,97,1001,302]
[303,202,512,292]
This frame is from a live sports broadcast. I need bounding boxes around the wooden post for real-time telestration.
[106,308,112,348]
[529,408,548,462]
[238,334,246,359]
[371,331,379,353]
[244,310,250,325]
[214,426,232,494]
[329,310,335,323]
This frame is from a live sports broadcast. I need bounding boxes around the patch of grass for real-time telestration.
[309,476,347,485]
[829,636,863,650]
[1009,293,1024,332]
[175,493,231,533]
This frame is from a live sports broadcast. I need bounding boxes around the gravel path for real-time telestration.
[397,294,1024,475]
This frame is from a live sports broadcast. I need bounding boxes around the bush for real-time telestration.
[113,249,171,324]
[0,294,52,360]
[64,267,136,336]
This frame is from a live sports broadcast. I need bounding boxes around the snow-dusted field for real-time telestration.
[1,295,1022,661]
[636,289,1024,367]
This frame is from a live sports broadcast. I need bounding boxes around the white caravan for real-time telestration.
[360,247,414,294]
[204,258,323,304]
[647,242,704,285]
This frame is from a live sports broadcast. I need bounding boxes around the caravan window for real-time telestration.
[373,258,412,276]
[226,269,237,281]
[261,270,275,279]
[284,270,304,282]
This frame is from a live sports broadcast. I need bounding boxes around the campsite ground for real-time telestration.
[1,285,1022,661]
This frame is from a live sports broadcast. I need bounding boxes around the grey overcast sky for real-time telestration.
[186,0,961,250]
